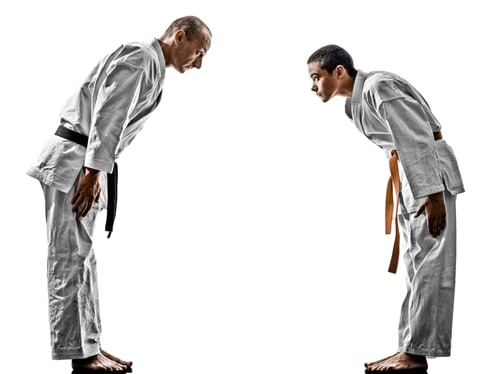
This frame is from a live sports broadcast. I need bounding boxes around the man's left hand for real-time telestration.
[415,192,446,237]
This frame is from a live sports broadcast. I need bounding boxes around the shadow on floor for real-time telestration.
[365,370,427,374]
[71,369,132,374]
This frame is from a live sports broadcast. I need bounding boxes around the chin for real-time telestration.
[317,93,330,103]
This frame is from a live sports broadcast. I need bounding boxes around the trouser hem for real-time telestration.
[399,346,450,358]
[52,344,100,360]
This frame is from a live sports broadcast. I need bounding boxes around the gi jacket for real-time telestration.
[27,39,166,193]
[345,70,465,209]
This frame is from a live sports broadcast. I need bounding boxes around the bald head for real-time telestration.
[157,16,212,73]
[159,16,211,44]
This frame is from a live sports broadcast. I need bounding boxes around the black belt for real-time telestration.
[55,125,118,238]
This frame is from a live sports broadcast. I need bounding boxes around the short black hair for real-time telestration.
[166,15,212,40]
[307,45,357,78]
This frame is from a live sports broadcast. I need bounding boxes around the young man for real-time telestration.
[307,45,464,372]
[27,16,211,373]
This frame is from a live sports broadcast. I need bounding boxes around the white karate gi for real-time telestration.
[27,39,166,359]
[345,70,464,357]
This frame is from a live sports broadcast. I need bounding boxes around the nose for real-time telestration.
[193,56,203,69]
[311,84,317,92]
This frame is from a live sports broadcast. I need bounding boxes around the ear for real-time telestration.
[335,65,346,79]
[174,30,186,45]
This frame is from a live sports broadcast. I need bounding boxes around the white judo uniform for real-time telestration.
[27,39,166,359]
[345,70,465,357]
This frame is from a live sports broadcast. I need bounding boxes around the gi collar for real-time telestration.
[152,38,166,81]
[345,70,368,121]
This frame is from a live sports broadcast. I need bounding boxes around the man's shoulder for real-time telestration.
[125,40,157,57]
[106,41,159,69]
[364,71,401,89]
[363,71,409,102]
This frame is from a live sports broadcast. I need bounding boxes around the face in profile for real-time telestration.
[172,28,211,73]
[308,61,340,103]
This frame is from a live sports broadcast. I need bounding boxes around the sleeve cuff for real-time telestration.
[84,158,115,174]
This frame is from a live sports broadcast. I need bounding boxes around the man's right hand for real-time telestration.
[71,168,101,218]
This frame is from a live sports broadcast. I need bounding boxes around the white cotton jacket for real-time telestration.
[345,70,465,201]
[27,39,166,193]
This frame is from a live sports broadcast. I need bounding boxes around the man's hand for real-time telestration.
[415,192,446,237]
[71,168,101,218]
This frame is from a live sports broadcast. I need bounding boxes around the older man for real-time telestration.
[28,15,211,373]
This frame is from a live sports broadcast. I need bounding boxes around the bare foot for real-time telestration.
[72,352,128,372]
[364,352,398,368]
[101,349,133,368]
[366,352,428,372]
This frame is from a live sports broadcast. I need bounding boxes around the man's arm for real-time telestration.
[85,58,147,174]
[375,83,446,237]
[379,97,444,199]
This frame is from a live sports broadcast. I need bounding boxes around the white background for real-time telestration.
[1,1,497,373]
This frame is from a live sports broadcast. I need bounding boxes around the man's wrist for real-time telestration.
[85,167,101,176]
[427,191,444,201]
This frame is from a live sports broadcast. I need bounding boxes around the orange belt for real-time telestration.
[385,150,401,273]
[384,131,442,274]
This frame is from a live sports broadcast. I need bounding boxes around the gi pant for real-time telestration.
[397,163,457,357]
[41,170,107,360]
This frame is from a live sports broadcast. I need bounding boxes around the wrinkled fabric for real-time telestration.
[41,171,108,360]
[346,70,465,199]
[27,39,165,192]
[28,38,166,360]
[397,164,456,356]
[345,70,462,357]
